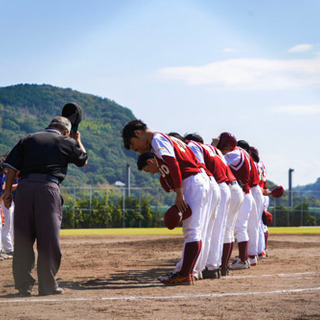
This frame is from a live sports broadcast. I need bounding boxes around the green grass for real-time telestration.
[60,228,183,236]
[60,226,320,236]
[268,227,320,234]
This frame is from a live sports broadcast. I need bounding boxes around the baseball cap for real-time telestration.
[62,102,83,133]
[164,205,192,230]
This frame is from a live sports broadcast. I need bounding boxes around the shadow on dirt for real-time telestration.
[59,258,179,291]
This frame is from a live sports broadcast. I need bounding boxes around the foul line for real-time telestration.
[1,271,319,304]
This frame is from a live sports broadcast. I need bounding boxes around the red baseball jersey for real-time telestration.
[187,141,229,184]
[151,133,205,191]
[225,147,251,193]
[248,153,260,187]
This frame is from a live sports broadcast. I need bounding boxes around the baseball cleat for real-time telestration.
[158,272,175,281]
[159,272,194,286]
[229,259,250,270]
[202,267,221,279]
[193,271,203,281]
[0,251,13,259]
[258,251,267,259]
[248,256,258,266]
[220,267,229,276]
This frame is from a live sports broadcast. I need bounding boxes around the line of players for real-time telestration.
[122,120,276,286]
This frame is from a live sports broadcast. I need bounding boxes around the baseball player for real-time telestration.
[216,132,253,270]
[237,141,264,267]
[165,133,219,281]
[249,146,270,258]
[122,120,211,286]
[184,133,230,280]
[0,166,17,259]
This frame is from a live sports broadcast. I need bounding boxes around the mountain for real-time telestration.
[0,83,159,190]
[294,178,320,200]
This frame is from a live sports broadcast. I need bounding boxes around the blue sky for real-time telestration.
[1,0,319,188]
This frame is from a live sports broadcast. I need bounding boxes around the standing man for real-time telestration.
[3,116,88,296]
[122,120,211,285]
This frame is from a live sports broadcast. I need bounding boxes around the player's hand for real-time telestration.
[3,191,12,209]
[175,188,188,213]
[70,131,81,143]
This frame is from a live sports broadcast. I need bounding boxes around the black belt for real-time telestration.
[230,181,238,186]
[20,174,60,185]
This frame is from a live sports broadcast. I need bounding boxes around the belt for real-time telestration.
[230,180,238,186]
[20,174,60,185]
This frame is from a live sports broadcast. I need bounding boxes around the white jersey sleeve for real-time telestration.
[224,149,242,169]
[187,141,205,164]
[151,133,175,160]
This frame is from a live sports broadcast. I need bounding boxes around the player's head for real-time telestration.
[47,116,71,136]
[237,140,250,152]
[122,120,150,153]
[249,146,260,163]
[184,133,204,144]
[168,132,184,142]
[137,152,159,174]
[216,132,237,154]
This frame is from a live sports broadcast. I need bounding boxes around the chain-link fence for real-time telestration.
[60,187,320,228]
[268,190,320,227]
[60,186,174,229]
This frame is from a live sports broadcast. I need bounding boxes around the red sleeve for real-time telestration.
[160,176,173,192]
[162,155,183,189]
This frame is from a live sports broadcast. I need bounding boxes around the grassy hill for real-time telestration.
[0,83,159,190]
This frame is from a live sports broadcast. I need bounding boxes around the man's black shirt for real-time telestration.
[4,129,88,183]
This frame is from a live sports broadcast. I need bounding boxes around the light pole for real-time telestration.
[288,168,294,208]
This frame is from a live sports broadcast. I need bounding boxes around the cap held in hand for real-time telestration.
[270,185,284,198]
[62,102,83,133]
[164,205,192,230]
[262,209,273,226]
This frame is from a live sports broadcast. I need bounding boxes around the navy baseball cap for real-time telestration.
[62,102,83,133]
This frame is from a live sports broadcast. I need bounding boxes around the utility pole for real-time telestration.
[126,164,131,197]
[288,168,294,208]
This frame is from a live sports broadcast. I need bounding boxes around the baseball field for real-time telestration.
[1,227,320,320]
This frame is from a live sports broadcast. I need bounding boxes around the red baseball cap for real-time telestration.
[270,185,284,198]
[164,205,192,230]
[262,209,273,226]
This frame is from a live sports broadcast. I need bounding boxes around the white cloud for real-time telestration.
[271,105,320,116]
[157,57,320,90]
[288,44,313,53]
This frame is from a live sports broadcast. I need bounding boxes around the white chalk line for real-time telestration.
[1,271,319,304]
[228,271,320,279]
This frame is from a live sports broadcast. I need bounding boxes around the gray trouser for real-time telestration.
[13,174,62,294]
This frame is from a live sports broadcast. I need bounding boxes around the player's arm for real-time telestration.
[162,155,188,213]
[2,167,16,209]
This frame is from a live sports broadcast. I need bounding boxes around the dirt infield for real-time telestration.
[1,233,320,320]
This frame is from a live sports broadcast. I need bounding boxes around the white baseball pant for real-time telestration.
[248,185,264,256]
[224,182,244,244]
[205,182,231,270]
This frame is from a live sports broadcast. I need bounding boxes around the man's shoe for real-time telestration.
[18,285,33,297]
[202,267,221,279]
[229,259,250,270]
[258,251,266,259]
[248,256,258,266]
[0,251,13,259]
[158,272,174,281]
[220,267,229,276]
[159,272,194,286]
[39,287,64,296]
[193,271,203,281]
